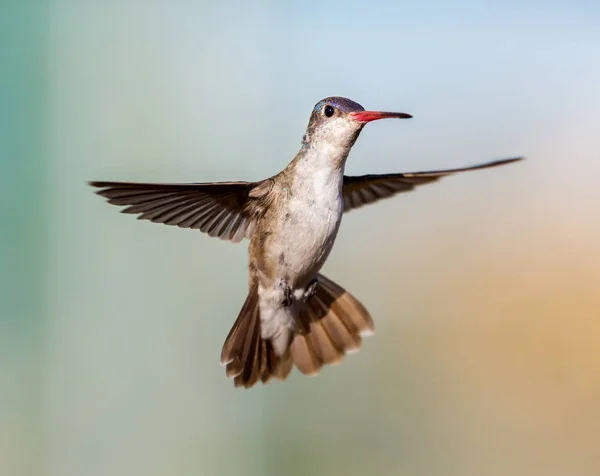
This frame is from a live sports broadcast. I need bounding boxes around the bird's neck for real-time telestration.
[282,142,348,196]
[292,140,350,174]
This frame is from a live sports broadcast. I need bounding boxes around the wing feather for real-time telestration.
[89,179,273,242]
[342,157,523,213]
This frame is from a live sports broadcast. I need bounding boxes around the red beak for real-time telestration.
[349,110,412,123]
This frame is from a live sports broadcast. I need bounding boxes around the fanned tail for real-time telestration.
[221,274,374,388]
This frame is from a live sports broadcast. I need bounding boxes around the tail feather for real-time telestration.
[291,273,374,375]
[221,283,292,388]
[220,285,257,366]
[290,333,324,376]
[307,309,344,365]
[238,304,262,387]
[313,293,362,352]
[221,273,374,388]
[318,274,375,337]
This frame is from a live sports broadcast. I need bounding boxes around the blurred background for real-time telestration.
[2,1,600,475]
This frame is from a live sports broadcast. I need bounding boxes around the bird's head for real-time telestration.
[302,96,412,150]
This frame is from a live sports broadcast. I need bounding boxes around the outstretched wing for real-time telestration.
[342,157,523,212]
[89,179,273,242]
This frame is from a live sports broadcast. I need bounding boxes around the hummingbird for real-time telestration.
[90,96,523,388]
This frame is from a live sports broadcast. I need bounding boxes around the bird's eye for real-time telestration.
[324,105,335,117]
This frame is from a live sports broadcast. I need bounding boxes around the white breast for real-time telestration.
[273,155,344,285]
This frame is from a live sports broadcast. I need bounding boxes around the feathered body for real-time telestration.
[252,144,347,354]
[90,96,523,388]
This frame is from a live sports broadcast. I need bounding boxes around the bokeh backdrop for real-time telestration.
[2,1,600,475]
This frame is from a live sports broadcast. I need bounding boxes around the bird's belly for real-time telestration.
[270,198,342,287]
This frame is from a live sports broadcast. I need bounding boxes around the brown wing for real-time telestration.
[89,179,273,242]
[342,157,523,212]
